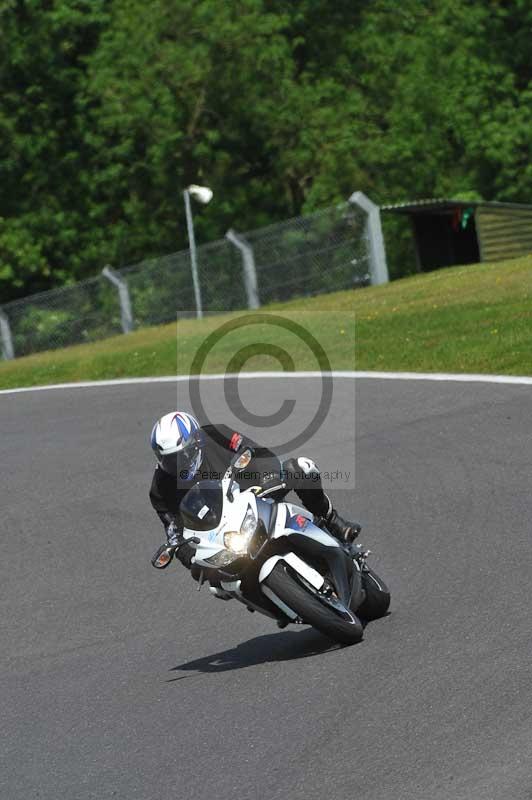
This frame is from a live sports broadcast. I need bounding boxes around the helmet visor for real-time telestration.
[156,430,203,479]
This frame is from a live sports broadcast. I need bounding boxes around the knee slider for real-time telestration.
[282,456,320,488]
[296,456,319,476]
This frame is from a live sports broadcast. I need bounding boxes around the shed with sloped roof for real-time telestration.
[381,199,532,271]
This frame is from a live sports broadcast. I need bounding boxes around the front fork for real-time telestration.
[350,543,372,571]
[347,544,372,608]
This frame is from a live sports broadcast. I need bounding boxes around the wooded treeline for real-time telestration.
[1,0,531,301]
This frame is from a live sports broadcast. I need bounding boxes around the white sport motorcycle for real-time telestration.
[154,450,390,645]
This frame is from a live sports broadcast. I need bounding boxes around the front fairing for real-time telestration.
[184,483,259,568]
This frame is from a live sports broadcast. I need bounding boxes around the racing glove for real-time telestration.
[151,518,194,570]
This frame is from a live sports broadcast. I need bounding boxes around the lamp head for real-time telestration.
[187,184,213,204]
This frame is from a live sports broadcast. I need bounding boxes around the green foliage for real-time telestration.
[0,0,110,298]
[11,306,80,354]
[0,0,531,300]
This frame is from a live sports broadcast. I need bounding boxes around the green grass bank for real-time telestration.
[1,255,531,390]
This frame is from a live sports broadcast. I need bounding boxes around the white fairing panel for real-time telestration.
[186,528,224,566]
[273,502,341,549]
[282,502,312,521]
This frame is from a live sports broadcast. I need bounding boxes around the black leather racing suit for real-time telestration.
[149,423,332,566]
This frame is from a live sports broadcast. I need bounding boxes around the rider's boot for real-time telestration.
[323,495,361,544]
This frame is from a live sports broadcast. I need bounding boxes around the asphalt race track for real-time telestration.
[2,376,531,800]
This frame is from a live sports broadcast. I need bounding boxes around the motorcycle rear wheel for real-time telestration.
[263,563,363,645]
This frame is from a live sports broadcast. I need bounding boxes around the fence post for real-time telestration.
[102,266,134,333]
[225,228,260,309]
[0,309,15,360]
[348,191,389,285]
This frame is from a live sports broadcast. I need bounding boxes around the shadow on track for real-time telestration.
[168,628,344,679]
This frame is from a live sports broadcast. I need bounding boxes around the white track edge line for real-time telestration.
[1,370,532,395]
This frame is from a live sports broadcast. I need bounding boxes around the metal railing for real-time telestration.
[0,192,387,360]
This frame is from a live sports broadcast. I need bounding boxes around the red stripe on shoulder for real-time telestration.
[229,432,243,451]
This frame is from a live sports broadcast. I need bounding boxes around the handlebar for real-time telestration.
[178,534,200,548]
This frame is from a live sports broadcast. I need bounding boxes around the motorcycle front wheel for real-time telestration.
[356,567,391,622]
[263,562,363,645]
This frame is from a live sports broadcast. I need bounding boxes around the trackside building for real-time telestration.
[381,199,532,272]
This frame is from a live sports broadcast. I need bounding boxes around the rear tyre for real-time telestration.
[356,567,390,621]
[263,563,363,645]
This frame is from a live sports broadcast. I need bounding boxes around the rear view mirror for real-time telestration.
[225,447,255,501]
[151,544,174,569]
[234,449,252,470]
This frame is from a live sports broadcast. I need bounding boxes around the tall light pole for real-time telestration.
[183,184,213,319]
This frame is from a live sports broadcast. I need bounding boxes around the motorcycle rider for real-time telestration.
[149,411,360,570]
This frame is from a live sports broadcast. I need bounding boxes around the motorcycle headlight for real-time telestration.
[205,549,236,567]
[224,507,257,554]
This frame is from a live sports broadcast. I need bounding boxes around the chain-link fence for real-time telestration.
[0,193,387,360]
[238,202,370,306]
[1,274,122,358]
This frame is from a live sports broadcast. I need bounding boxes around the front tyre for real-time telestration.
[356,567,390,621]
[263,563,363,645]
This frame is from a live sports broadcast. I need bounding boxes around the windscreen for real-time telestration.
[180,480,224,531]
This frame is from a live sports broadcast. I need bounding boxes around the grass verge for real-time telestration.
[1,255,531,390]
